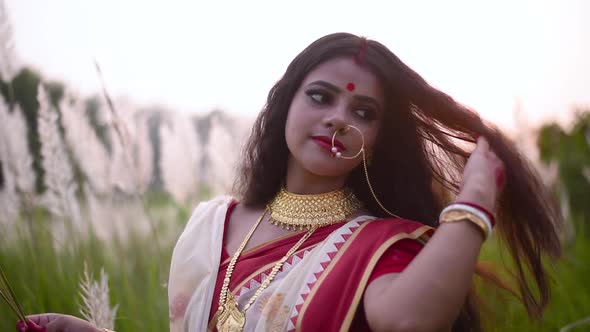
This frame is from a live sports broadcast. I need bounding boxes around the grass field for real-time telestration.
[478,221,590,331]
[1,203,588,332]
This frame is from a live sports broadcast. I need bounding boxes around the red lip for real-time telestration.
[311,135,346,152]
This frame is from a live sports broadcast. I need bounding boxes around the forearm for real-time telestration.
[373,219,484,331]
[367,137,502,331]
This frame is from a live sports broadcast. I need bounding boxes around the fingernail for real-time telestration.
[495,168,505,188]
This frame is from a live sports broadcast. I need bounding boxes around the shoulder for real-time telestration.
[361,217,434,241]
[176,196,234,240]
[187,196,234,223]
[170,195,233,265]
[190,195,235,215]
[322,217,432,266]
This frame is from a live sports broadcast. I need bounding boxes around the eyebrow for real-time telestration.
[307,80,382,110]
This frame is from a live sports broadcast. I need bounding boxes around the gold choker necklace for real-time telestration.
[267,187,363,230]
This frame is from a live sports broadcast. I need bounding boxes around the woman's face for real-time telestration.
[285,57,384,178]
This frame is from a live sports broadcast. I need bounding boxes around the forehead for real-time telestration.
[300,57,383,100]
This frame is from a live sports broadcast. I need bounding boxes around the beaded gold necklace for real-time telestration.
[267,187,363,230]
[215,187,362,332]
[216,209,316,331]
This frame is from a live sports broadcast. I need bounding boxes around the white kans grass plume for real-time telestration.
[1,104,36,194]
[83,98,142,194]
[78,98,155,239]
[79,263,118,330]
[205,114,241,195]
[102,98,147,195]
[0,0,19,81]
[110,101,155,195]
[37,87,81,224]
[60,95,112,194]
[0,94,35,225]
[0,144,19,226]
[132,114,154,194]
[108,133,137,194]
[83,184,151,241]
[160,112,201,204]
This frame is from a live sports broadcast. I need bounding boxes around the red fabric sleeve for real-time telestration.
[367,238,423,284]
[220,200,238,262]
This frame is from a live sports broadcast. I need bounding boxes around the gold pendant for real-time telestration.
[216,296,246,332]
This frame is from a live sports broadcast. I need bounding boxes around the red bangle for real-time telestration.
[454,201,496,227]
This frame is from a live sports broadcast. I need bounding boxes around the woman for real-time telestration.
[21,33,561,332]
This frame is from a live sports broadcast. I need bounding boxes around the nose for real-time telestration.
[322,106,348,131]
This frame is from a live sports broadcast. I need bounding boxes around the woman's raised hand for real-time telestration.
[456,136,505,212]
[16,314,101,332]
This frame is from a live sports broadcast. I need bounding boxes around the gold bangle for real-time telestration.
[439,209,488,239]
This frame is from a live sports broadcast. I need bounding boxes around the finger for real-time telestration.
[16,318,45,332]
[486,149,499,163]
[25,321,46,332]
[488,150,505,170]
[477,136,491,153]
[23,314,64,331]
[43,315,82,332]
[481,138,503,163]
[471,136,489,157]
[16,321,26,332]
[24,314,59,326]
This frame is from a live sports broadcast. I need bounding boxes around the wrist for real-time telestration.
[455,189,494,215]
[453,201,496,227]
[438,216,487,243]
[439,203,494,240]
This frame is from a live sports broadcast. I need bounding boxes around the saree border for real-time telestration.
[294,220,371,330]
[340,226,432,331]
[294,220,433,331]
[207,244,319,331]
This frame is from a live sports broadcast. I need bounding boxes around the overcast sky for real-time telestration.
[5,0,590,132]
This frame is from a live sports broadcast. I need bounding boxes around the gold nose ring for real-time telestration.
[331,125,365,160]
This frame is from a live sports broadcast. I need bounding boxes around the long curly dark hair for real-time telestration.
[234,32,562,331]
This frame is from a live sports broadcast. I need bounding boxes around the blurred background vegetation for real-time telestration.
[2,69,589,332]
[1,1,589,331]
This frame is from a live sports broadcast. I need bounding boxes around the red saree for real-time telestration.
[207,201,433,331]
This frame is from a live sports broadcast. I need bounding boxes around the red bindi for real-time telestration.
[346,82,355,92]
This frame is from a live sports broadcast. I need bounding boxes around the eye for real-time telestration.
[354,108,376,121]
[305,90,331,105]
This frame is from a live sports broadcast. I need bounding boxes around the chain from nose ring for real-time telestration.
[331,125,401,219]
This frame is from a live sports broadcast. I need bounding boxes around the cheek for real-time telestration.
[284,106,306,151]
[285,96,316,142]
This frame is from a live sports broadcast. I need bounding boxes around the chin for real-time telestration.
[303,157,355,178]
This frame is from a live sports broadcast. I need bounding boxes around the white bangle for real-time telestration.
[440,203,493,239]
